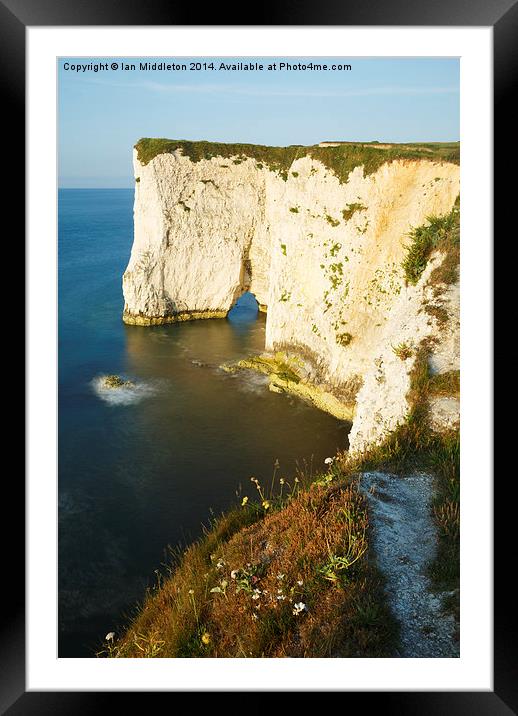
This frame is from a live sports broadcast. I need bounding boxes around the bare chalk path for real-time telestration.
[361,471,459,658]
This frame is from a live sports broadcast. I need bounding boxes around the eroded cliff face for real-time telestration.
[123,145,460,453]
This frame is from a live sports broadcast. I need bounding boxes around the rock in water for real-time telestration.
[103,375,133,389]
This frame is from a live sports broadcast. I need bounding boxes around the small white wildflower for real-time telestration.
[294,477,299,483]
[279,478,285,485]
[253,588,261,594]
[230,570,239,579]
[252,593,260,600]
[324,457,334,465]
[105,632,115,642]
[297,580,304,586]
[277,588,283,593]
[293,602,307,615]
[276,595,286,601]
[188,589,194,595]
[216,559,225,570]
[277,573,284,580]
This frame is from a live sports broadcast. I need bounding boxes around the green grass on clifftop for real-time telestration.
[402,196,460,286]
[134,138,460,184]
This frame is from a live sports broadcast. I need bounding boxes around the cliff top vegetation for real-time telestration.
[134,138,460,184]
[402,195,460,286]
[99,471,398,658]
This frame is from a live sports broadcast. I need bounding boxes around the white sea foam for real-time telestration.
[92,375,159,406]
[229,371,270,395]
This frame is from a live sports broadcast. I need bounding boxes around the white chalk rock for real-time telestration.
[123,144,460,452]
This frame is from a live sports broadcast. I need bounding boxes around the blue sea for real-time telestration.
[58,188,350,656]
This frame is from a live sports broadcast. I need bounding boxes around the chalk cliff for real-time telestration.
[123,140,460,453]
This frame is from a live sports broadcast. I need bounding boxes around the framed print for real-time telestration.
[8,0,505,710]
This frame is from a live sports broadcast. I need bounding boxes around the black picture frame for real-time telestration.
[8,0,504,711]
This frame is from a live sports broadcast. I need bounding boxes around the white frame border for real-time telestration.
[27,26,492,691]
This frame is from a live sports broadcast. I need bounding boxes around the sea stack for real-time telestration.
[123,139,460,453]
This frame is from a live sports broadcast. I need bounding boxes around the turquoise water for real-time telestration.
[58,189,351,656]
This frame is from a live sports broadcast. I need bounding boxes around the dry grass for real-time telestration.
[392,342,413,361]
[424,302,450,326]
[434,500,460,542]
[427,432,460,593]
[102,477,397,658]
[428,370,460,397]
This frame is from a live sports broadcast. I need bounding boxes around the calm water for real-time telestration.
[58,188,351,656]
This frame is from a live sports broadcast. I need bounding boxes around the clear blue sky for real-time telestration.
[58,57,459,188]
